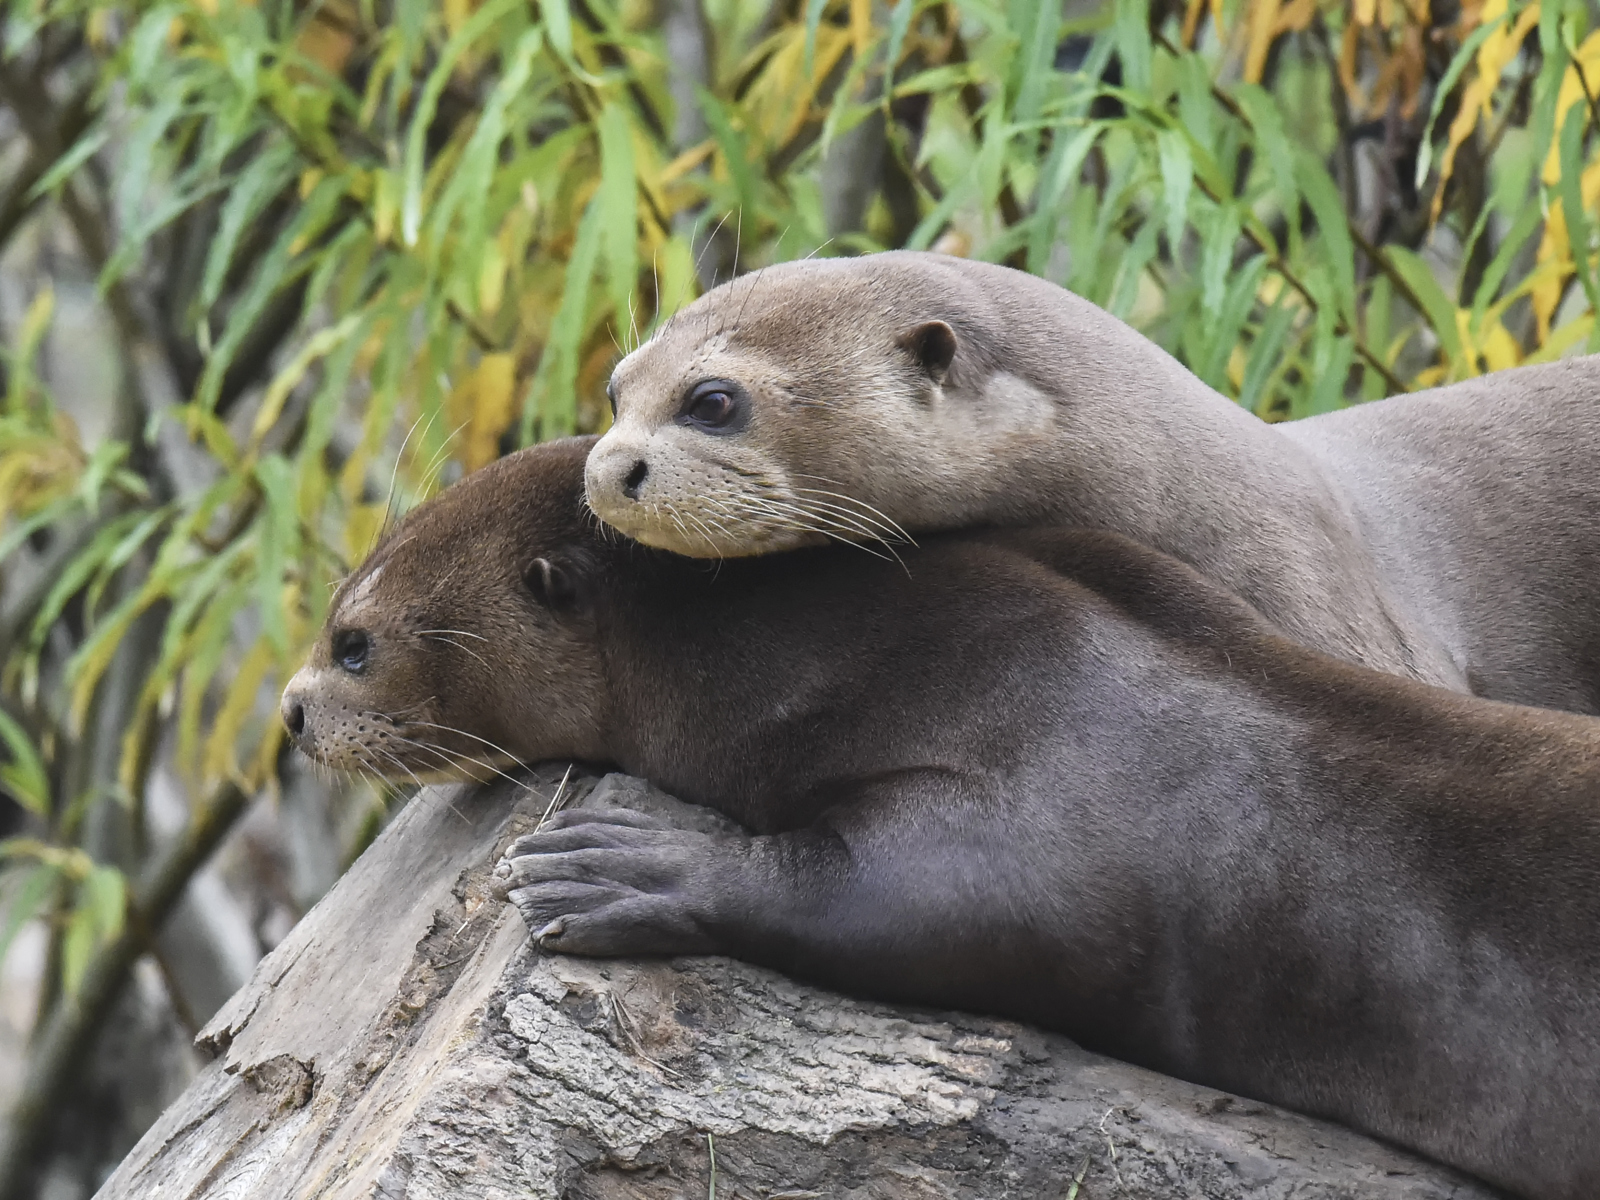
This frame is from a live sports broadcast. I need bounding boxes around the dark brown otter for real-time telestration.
[283,438,1600,1200]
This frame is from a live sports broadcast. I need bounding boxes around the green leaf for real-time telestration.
[883,0,919,99]
[1109,219,1159,319]
[1413,13,1506,191]
[400,0,524,247]
[26,127,111,203]
[1386,246,1466,375]
[523,198,604,441]
[61,896,95,998]
[82,864,126,943]
[1234,85,1298,222]
[1556,101,1600,323]
[1008,0,1057,124]
[0,865,56,972]
[1294,149,1357,322]
[197,174,345,412]
[197,139,298,316]
[598,102,640,332]
[697,88,758,222]
[1158,129,1193,257]
[1306,335,1355,416]
[25,511,149,662]
[1240,293,1297,414]
[803,0,829,76]
[255,454,302,657]
[1197,255,1267,391]
[1471,201,1542,324]
[0,712,50,819]
[1113,0,1151,92]
[1199,203,1241,316]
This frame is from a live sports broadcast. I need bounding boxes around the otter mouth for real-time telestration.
[588,477,913,561]
[287,704,522,787]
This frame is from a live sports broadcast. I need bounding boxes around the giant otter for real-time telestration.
[283,438,1600,1200]
[586,251,1600,712]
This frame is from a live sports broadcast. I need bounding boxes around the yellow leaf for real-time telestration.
[1530,154,1600,340]
[202,639,275,786]
[1227,344,1248,392]
[1272,0,1316,36]
[1542,30,1600,185]
[849,0,872,57]
[1180,0,1206,46]
[250,315,364,451]
[343,502,387,568]
[1355,0,1377,24]
[1244,0,1283,83]
[444,0,473,37]
[1432,0,1539,221]
[448,354,518,471]
[373,168,399,245]
[1526,313,1594,364]
[478,242,507,317]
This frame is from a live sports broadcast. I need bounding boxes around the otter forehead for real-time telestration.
[610,287,909,422]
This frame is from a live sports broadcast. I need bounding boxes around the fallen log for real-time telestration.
[94,767,1501,1199]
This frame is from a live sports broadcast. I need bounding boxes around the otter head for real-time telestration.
[280,437,611,783]
[585,257,961,558]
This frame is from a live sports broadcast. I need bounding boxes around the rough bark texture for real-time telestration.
[94,768,1501,1200]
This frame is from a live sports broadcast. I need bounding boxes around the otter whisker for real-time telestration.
[403,719,532,776]
[789,488,916,545]
[420,632,493,671]
[369,746,473,825]
[389,732,528,793]
[376,411,438,549]
[725,494,892,552]
[681,509,729,559]
[746,496,910,569]
[417,419,472,500]
[534,763,576,832]
[784,496,910,547]
[729,497,901,564]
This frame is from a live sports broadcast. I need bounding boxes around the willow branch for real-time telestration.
[0,782,251,1200]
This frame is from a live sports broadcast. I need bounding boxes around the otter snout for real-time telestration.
[585,437,653,514]
[280,667,313,746]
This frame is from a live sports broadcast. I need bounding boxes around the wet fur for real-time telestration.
[590,251,1600,710]
[288,440,1600,1200]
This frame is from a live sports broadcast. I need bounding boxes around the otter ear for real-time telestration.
[523,555,588,613]
[896,320,957,384]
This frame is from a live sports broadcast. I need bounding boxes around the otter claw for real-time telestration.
[535,917,566,945]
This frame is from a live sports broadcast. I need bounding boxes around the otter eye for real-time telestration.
[332,629,370,674]
[677,379,748,434]
[606,378,618,418]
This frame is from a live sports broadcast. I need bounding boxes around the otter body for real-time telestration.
[285,441,1600,1200]
[588,251,1600,710]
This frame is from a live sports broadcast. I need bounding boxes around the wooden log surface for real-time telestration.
[94,767,1501,1200]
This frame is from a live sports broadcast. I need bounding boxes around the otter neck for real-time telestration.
[895,354,1453,685]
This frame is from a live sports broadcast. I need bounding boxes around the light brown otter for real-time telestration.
[282,439,1600,1200]
[587,251,1600,713]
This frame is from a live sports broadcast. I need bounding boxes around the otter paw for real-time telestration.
[493,818,730,958]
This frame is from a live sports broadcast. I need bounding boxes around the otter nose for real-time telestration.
[283,694,304,742]
[281,670,312,741]
[281,692,306,738]
[622,460,648,500]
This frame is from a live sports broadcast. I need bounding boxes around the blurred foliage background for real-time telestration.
[0,0,1595,1190]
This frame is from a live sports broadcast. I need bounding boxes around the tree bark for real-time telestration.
[94,768,1502,1200]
